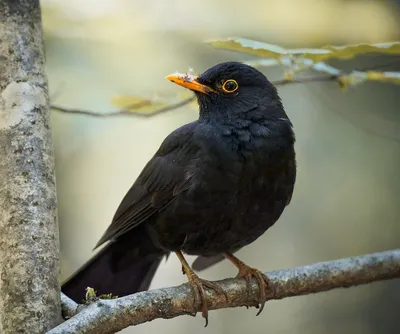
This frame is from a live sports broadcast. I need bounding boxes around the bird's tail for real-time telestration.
[61,228,166,303]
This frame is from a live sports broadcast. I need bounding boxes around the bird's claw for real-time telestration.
[236,266,274,316]
[186,272,228,327]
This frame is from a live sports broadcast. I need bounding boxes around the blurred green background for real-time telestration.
[41,0,400,333]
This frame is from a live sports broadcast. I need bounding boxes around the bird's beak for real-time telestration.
[165,72,215,95]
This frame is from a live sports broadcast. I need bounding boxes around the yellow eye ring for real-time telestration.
[221,79,238,93]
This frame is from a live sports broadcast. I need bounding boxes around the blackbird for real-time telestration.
[62,61,296,323]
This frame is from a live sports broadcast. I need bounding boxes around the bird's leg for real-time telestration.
[224,252,274,315]
[175,251,227,326]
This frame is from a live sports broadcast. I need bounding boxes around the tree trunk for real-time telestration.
[0,0,61,332]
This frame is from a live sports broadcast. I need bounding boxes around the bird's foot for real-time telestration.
[185,269,227,326]
[236,265,274,316]
[224,252,275,316]
[175,250,227,326]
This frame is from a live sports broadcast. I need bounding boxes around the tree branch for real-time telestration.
[61,293,78,319]
[52,250,400,334]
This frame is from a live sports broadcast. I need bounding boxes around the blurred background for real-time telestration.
[41,0,400,333]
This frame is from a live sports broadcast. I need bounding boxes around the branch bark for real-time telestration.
[0,0,61,332]
[61,292,78,320]
[51,250,400,334]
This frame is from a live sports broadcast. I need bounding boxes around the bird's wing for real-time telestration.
[95,122,199,248]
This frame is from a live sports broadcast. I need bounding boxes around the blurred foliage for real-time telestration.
[110,39,400,115]
[208,39,400,62]
[211,39,400,89]
[339,71,400,89]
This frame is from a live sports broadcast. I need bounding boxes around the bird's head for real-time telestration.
[166,62,287,123]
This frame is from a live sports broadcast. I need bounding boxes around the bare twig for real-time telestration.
[49,75,341,119]
[50,96,195,118]
[51,106,134,118]
[52,250,400,334]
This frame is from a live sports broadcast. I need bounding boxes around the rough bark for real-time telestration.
[52,250,400,334]
[0,0,61,333]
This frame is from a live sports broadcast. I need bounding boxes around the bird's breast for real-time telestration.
[183,138,293,218]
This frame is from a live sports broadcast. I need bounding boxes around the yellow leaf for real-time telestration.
[364,71,400,84]
[338,71,400,88]
[283,69,295,81]
[111,95,169,115]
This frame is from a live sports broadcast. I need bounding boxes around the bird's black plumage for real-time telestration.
[62,62,296,313]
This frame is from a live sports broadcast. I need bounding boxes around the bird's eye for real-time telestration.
[221,79,238,93]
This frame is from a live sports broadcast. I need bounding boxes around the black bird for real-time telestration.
[61,62,296,323]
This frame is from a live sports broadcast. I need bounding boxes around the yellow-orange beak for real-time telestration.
[165,72,215,95]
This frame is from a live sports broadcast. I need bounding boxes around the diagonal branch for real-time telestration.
[50,250,400,334]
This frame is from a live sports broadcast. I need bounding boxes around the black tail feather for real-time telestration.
[61,228,166,303]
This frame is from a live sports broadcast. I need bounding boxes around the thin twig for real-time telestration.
[49,75,339,119]
[50,97,195,118]
[51,250,400,334]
